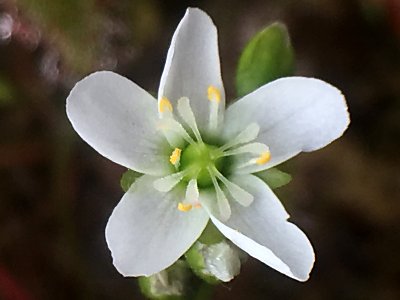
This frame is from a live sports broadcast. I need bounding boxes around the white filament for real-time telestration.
[223,142,269,157]
[158,118,196,145]
[185,178,199,205]
[177,97,203,142]
[209,100,219,133]
[211,167,254,207]
[219,123,260,151]
[208,167,231,221]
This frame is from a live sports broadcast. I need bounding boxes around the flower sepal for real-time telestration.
[120,169,142,192]
[197,222,225,245]
[254,167,292,189]
[138,260,189,300]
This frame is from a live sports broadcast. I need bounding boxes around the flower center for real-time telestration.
[180,142,225,188]
[153,93,272,220]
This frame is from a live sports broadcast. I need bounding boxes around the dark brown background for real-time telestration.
[0,0,399,299]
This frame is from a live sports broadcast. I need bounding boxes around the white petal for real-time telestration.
[202,174,315,281]
[223,77,350,173]
[158,8,225,130]
[105,175,209,277]
[67,71,171,175]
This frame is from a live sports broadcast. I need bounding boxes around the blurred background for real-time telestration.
[0,0,399,299]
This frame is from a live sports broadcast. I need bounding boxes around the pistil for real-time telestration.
[179,142,225,187]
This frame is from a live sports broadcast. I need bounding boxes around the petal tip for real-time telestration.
[285,76,351,151]
[184,7,216,29]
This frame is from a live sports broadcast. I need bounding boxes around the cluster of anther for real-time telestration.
[153,86,271,221]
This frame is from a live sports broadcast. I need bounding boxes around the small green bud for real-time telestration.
[254,167,292,189]
[185,240,244,284]
[138,260,189,300]
[236,22,295,97]
[120,169,142,192]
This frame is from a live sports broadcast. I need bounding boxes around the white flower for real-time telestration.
[66,8,349,282]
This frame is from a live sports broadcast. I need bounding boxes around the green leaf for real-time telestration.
[254,167,292,189]
[120,169,142,192]
[236,22,295,97]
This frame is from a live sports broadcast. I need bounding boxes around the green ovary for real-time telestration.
[179,142,225,188]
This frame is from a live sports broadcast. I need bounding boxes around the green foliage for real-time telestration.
[254,167,292,189]
[236,22,295,97]
[0,76,14,106]
[120,169,142,192]
[17,0,101,74]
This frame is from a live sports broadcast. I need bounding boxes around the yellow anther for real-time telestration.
[256,151,271,165]
[207,85,221,103]
[169,148,182,165]
[159,97,173,113]
[177,202,193,212]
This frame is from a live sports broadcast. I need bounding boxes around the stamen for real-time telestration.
[158,118,196,145]
[177,97,203,142]
[153,171,187,192]
[208,167,231,221]
[177,179,200,212]
[185,179,200,205]
[236,149,272,170]
[211,166,254,207]
[256,150,271,165]
[219,123,260,151]
[169,148,182,166]
[158,97,173,114]
[223,143,269,157]
[207,86,222,133]
[157,97,182,147]
[177,202,193,212]
[207,85,221,103]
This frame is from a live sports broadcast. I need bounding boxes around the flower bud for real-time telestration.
[185,240,245,284]
[138,260,188,300]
